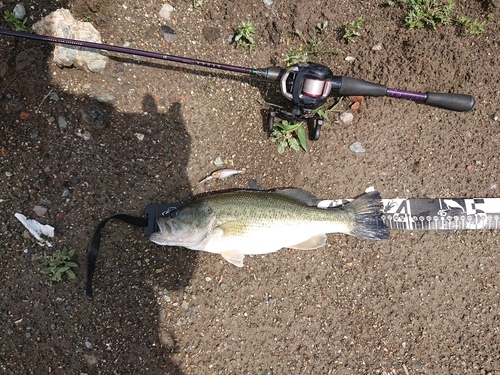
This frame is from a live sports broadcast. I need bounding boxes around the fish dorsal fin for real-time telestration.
[288,234,327,250]
[221,250,245,267]
[275,188,319,206]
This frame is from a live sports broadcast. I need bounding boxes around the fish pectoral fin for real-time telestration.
[288,234,327,250]
[220,250,245,267]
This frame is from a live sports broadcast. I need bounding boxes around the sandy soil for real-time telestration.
[1,0,499,374]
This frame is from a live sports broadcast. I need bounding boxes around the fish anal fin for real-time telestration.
[221,249,245,267]
[288,234,327,250]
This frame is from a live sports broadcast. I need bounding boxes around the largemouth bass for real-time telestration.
[150,189,389,267]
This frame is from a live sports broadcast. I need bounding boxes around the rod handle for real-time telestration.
[424,92,475,112]
[333,77,388,97]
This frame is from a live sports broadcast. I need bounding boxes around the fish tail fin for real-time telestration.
[345,191,389,240]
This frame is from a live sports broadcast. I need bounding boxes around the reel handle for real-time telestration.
[330,76,475,112]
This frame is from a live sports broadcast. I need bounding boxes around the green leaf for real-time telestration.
[288,138,300,151]
[41,267,54,274]
[66,269,76,279]
[65,262,78,268]
[296,125,307,152]
[277,142,285,154]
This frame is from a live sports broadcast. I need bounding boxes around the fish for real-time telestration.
[149,189,389,267]
[199,169,242,183]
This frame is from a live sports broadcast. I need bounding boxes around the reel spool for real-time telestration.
[267,62,334,140]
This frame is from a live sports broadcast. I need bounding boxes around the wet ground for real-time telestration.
[1,0,499,374]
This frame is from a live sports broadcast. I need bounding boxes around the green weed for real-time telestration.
[270,120,307,154]
[34,247,78,282]
[234,20,255,52]
[3,10,33,33]
[284,45,308,67]
[399,0,454,29]
[343,16,364,43]
[287,21,341,65]
[456,14,486,35]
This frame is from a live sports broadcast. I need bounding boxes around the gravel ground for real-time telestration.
[1,0,499,374]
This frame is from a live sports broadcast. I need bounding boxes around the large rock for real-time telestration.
[33,9,108,73]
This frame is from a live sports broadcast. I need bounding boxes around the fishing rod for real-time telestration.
[0,28,475,139]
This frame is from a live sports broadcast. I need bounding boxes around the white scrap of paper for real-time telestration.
[14,213,54,247]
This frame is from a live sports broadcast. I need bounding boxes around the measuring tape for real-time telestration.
[317,198,500,231]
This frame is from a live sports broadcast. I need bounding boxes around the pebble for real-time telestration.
[61,189,70,198]
[58,116,68,129]
[214,157,224,167]
[372,43,382,51]
[220,283,227,291]
[345,56,356,62]
[349,141,366,153]
[85,340,93,349]
[13,3,26,19]
[205,276,212,282]
[489,114,498,121]
[263,0,273,6]
[97,93,115,103]
[159,4,174,20]
[30,130,38,139]
[81,102,105,129]
[33,205,48,217]
[339,112,353,124]
[49,92,60,101]
[181,301,189,310]
[160,25,176,43]
[177,318,186,326]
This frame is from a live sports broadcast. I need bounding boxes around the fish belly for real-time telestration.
[196,220,349,255]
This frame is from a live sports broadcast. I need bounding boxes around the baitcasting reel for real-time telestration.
[266,62,476,140]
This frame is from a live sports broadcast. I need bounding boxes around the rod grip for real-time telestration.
[424,92,475,112]
[335,77,388,97]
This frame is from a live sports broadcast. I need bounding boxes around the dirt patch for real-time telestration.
[1,0,499,374]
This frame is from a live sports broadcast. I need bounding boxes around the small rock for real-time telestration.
[30,130,39,139]
[205,276,212,282]
[339,112,353,124]
[177,318,186,326]
[97,93,115,103]
[214,157,224,167]
[489,114,498,121]
[135,133,145,141]
[33,205,48,217]
[76,130,92,140]
[159,4,174,20]
[349,141,366,153]
[263,0,273,5]
[81,102,105,129]
[58,116,68,129]
[62,189,69,198]
[85,340,93,349]
[345,56,356,62]
[160,25,176,43]
[220,283,227,291]
[181,301,189,310]
[49,92,60,101]
[372,43,382,51]
[13,4,26,19]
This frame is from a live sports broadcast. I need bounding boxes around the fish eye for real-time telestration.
[169,209,179,218]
